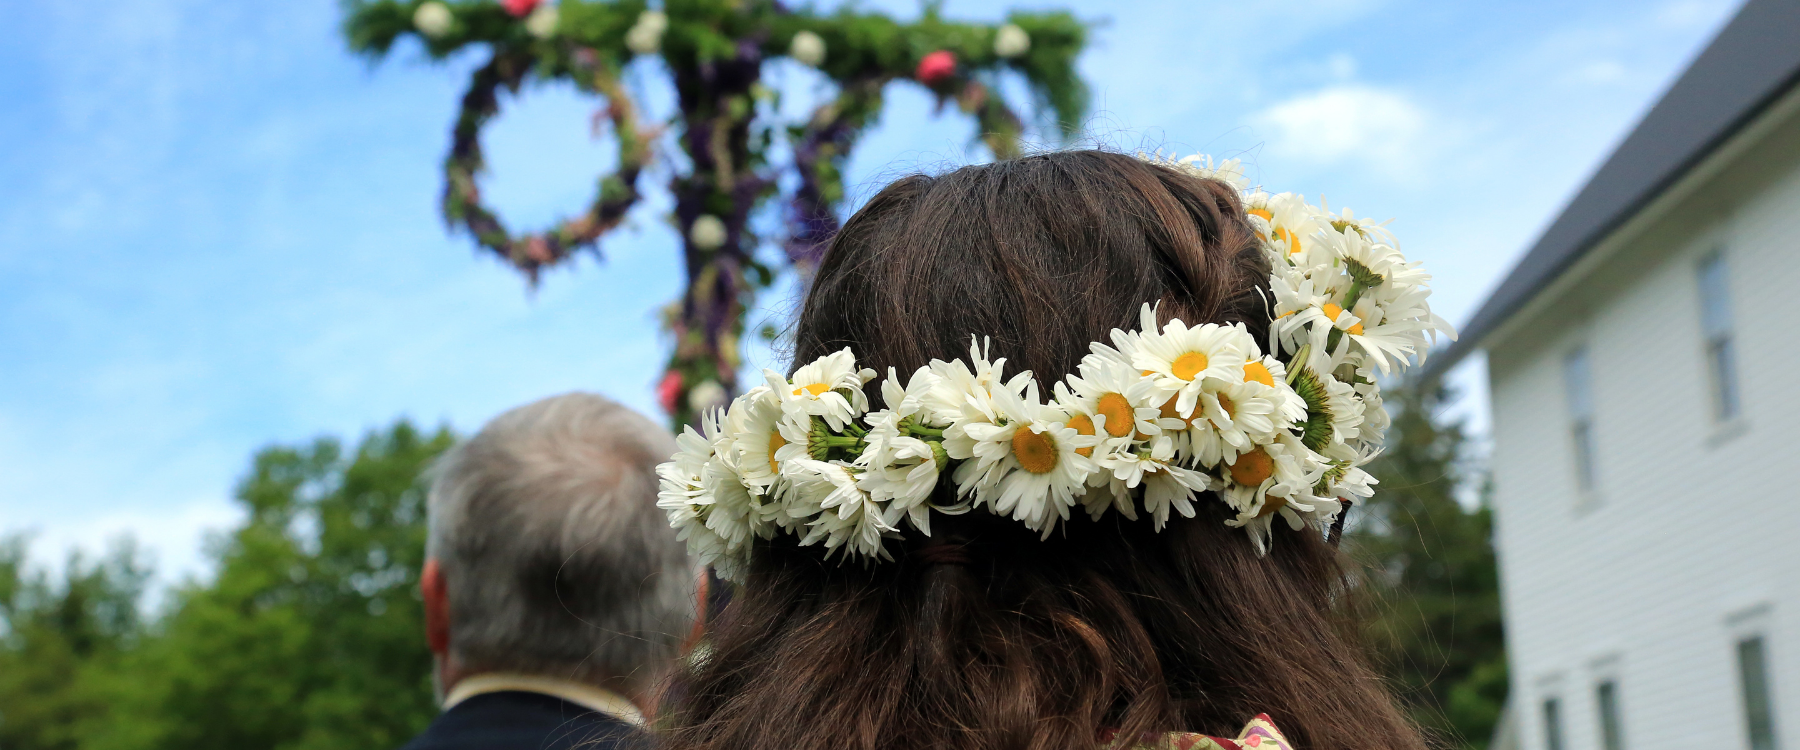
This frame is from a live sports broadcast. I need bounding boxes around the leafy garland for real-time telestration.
[342,0,1089,423]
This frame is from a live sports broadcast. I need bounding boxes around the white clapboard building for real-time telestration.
[1431,1,1800,749]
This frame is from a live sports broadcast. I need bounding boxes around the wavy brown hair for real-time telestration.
[658,150,1425,750]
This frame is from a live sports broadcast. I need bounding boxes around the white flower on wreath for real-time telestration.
[924,336,1015,428]
[658,410,744,578]
[1056,349,1167,446]
[855,422,943,534]
[994,23,1031,58]
[1129,304,1250,420]
[854,366,950,533]
[951,381,1098,535]
[1194,380,1285,456]
[524,5,559,38]
[1319,369,1367,446]
[730,388,791,493]
[1175,154,1250,191]
[1246,192,1321,259]
[625,10,668,55]
[1221,434,1334,553]
[789,30,826,67]
[782,458,894,559]
[1095,435,1211,530]
[766,348,876,430]
[413,2,453,38]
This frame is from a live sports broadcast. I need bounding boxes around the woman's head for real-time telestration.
[661,151,1424,750]
[793,150,1268,392]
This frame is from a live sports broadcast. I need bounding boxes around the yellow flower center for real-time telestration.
[767,432,786,473]
[1244,362,1274,387]
[1155,396,1199,434]
[1012,428,1059,474]
[793,383,830,396]
[1066,414,1096,457]
[1321,303,1363,335]
[1171,351,1209,381]
[1096,392,1134,437]
[1248,207,1273,221]
[1230,447,1274,487]
[1276,226,1302,255]
[1217,394,1236,419]
[1256,493,1288,518]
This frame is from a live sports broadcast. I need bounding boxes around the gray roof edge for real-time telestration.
[1422,0,1800,382]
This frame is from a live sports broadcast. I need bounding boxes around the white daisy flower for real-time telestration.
[1129,304,1250,419]
[1096,435,1211,529]
[951,381,1099,535]
[924,336,1018,428]
[1221,435,1334,552]
[1057,350,1167,443]
[658,409,749,576]
[782,458,894,560]
[855,426,944,534]
[1172,153,1250,191]
[728,387,790,493]
[766,348,876,430]
[1246,192,1320,259]
[1195,380,1283,454]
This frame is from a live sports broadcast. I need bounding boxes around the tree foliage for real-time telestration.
[1351,380,1509,749]
[0,420,453,750]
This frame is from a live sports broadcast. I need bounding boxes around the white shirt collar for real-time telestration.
[442,672,647,726]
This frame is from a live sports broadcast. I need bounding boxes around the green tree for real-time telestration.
[0,536,150,750]
[1352,381,1509,749]
[89,420,454,750]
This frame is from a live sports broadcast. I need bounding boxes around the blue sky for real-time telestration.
[1,0,1739,586]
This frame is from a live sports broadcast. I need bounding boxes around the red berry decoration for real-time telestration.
[916,50,956,87]
[501,0,540,18]
[657,370,684,414]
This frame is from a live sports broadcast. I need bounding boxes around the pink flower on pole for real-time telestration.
[657,370,684,414]
[501,0,540,18]
[915,50,956,87]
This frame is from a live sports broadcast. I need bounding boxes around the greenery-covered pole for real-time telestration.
[342,0,1088,425]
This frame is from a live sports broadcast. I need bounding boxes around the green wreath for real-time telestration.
[444,47,656,282]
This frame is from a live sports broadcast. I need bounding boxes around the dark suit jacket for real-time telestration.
[398,690,647,750]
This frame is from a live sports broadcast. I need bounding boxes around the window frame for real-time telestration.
[1543,695,1567,750]
[1563,345,1598,495]
[1737,634,1781,750]
[1595,679,1625,750]
[1697,248,1741,423]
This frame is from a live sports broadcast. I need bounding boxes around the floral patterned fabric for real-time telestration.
[1100,714,1291,750]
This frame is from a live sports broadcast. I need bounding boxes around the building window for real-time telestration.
[1564,347,1597,491]
[1738,636,1780,750]
[1698,250,1741,421]
[1543,697,1566,750]
[1596,680,1625,750]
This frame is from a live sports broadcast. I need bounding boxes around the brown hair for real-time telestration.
[658,151,1425,750]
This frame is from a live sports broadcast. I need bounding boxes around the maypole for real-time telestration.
[342,0,1088,424]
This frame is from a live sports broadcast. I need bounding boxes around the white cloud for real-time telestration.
[24,495,242,596]
[1251,84,1441,183]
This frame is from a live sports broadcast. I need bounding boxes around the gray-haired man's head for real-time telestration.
[425,392,691,692]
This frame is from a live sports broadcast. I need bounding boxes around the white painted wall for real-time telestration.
[1485,94,1800,750]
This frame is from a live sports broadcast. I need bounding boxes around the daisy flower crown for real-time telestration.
[656,154,1457,581]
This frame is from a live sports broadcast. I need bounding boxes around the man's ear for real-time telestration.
[421,558,451,656]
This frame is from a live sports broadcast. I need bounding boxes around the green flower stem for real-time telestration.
[1339,280,1369,317]
[822,436,864,448]
[905,425,946,438]
[1285,344,1312,385]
